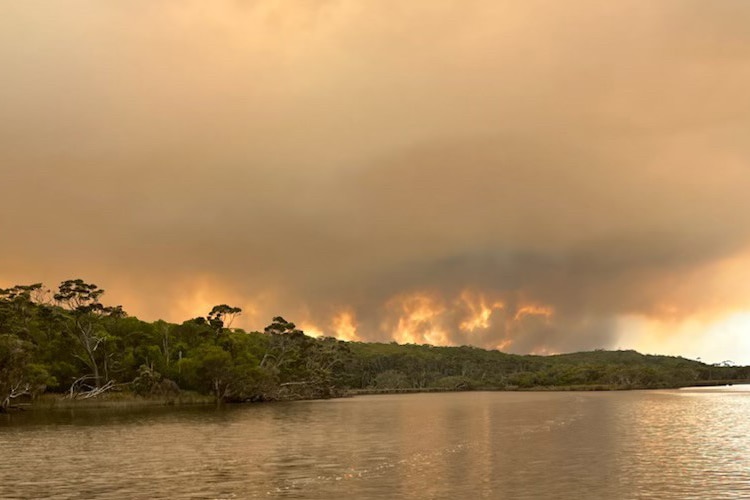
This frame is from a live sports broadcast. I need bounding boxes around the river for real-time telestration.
[2,387,749,499]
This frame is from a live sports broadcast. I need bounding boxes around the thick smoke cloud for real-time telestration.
[2,1,750,356]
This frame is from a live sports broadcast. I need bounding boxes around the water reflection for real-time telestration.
[1,389,749,499]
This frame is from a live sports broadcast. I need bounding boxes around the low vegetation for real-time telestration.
[2,280,748,411]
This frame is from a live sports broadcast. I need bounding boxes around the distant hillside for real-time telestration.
[343,343,747,392]
[547,349,703,366]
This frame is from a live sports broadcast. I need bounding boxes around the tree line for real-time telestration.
[2,280,748,411]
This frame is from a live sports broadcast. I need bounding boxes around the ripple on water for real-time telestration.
[1,391,749,499]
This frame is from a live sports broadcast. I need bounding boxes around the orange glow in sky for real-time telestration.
[3,1,750,364]
[332,310,359,342]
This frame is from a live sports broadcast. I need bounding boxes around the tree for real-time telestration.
[259,318,351,398]
[0,283,45,340]
[54,279,125,389]
[178,343,262,402]
[373,370,410,389]
[155,320,175,369]
[207,304,242,330]
[0,333,53,411]
[206,304,242,342]
[260,316,307,371]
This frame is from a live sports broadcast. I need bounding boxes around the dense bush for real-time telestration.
[2,280,748,411]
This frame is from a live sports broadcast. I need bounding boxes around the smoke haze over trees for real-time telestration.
[2,280,748,411]
[2,2,750,361]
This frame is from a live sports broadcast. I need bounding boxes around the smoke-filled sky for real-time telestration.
[2,1,750,363]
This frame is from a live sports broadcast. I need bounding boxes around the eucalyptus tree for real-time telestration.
[54,279,125,389]
[0,285,54,410]
[207,304,242,343]
[0,283,45,340]
[260,316,307,371]
[259,317,352,398]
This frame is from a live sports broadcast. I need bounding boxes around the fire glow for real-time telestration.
[379,289,555,349]
[331,310,359,342]
[384,292,449,346]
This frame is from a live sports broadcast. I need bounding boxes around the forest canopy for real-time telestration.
[1,280,747,411]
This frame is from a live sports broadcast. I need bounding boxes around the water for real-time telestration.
[1,388,749,499]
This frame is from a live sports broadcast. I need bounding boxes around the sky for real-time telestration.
[2,1,750,364]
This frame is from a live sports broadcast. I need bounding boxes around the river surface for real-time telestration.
[2,387,749,499]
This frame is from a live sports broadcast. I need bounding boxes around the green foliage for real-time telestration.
[373,370,410,389]
[435,375,476,390]
[0,333,55,410]
[207,304,242,331]
[2,279,749,407]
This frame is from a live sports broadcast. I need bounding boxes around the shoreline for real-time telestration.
[4,391,215,412]
[4,380,744,414]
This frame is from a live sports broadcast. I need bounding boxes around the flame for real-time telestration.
[496,339,512,351]
[284,308,360,341]
[381,289,556,351]
[514,304,553,321]
[458,289,504,332]
[530,346,557,356]
[332,310,359,341]
[299,322,324,338]
[385,292,449,345]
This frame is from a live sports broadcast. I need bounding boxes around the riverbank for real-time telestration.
[4,391,216,412]
[8,379,744,413]
[347,380,744,395]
